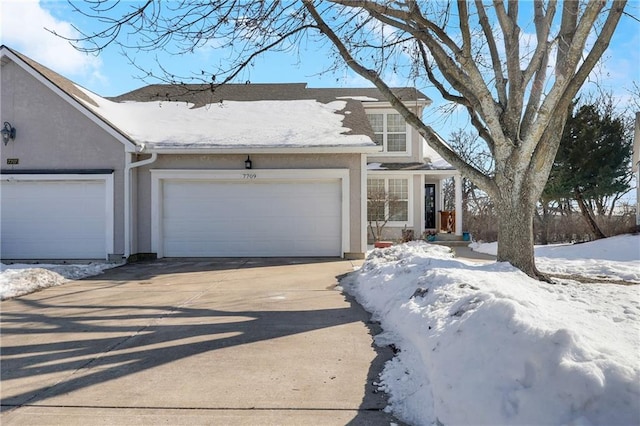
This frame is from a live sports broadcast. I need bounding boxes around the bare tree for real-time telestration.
[367,185,396,243]
[442,129,496,241]
[60,1,629,279]
[629,82,640,112]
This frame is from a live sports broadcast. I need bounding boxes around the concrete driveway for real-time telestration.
[1,258,399,425]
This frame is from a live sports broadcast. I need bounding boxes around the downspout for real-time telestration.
[124,150,158,258]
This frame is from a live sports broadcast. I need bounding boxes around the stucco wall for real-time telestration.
[1,59,126,255]
[133,152,365,256]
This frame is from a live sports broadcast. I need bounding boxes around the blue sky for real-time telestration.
[1,0,639,140]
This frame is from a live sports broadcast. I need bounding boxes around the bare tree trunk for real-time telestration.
[535,202,550,245]
[608,194,622,217]
[575,189,606,239]
[368,222,376,242]
[595,197,606,216]
[495,190,544,280]
[496,205,541,279]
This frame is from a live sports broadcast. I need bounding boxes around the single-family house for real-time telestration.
[0,45,462,261]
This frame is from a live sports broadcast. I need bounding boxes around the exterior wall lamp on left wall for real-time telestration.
[2,122,16,146]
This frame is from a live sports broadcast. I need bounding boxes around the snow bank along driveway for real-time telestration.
[341,238,639,426]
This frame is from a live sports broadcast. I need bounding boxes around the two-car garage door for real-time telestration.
[154,171,347,257]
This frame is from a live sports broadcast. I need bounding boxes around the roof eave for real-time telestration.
[362,98,431,107]
[367,168,459,176]
[143,145,382,155]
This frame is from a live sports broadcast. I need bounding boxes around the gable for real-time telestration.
[0,46,137,152]
[1,57,126,169]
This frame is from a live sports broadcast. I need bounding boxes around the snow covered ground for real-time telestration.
[0,262,119,300]
[2,235,638,425]
[470,234,640,282]
[341,234,640,426]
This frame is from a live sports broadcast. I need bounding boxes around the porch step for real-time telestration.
[433,233,464,242]
[430,240,470,247]
[424,233,469,247]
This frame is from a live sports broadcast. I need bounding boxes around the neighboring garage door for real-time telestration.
[1,178,109,259]
[160,179,342,257]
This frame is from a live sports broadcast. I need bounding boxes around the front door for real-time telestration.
[425,184,436,229]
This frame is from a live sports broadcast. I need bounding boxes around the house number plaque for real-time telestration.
[6,158,19,165]
[242,173,257,179]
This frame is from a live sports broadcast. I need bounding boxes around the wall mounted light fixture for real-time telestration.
[2,122,16,146]
[245,156,252,169]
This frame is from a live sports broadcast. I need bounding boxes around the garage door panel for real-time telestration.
[1,180,107,259]
[161,179,342,257]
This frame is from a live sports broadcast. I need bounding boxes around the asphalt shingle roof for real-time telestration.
[111,83,430,140]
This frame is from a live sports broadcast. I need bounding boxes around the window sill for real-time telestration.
[384,221,412,227]
[369,152,411,157]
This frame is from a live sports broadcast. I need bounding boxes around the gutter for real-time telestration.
[142,146,382,155]
[124,152,158,258]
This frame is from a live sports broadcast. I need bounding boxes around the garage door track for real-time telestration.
[0,258,398,425]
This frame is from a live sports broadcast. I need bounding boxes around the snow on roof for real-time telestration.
[367,162,387,170]
[424,140,452,169]
[75,86,377,150]
[336,95,382,102]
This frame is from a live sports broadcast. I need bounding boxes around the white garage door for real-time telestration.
[161,179,342,257]
[1,179,107,259]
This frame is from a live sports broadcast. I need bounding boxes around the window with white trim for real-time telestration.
[366,112,408,153]
[367,177,409,222]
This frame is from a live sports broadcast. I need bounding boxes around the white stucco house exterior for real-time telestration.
[0,45,462,261]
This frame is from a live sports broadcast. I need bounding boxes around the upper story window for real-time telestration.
[366,112,407,153]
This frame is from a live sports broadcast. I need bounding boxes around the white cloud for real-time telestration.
[0,0,104,83]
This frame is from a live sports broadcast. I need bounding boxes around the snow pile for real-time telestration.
[468,240,498,255]
[76,86,375,149]
[341,240,640,426]
[470,234,640,282]
[0,263,118,300]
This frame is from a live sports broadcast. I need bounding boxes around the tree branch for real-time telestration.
[416,42,494,153]
[303,0,496,196]
[494,0,524,143]
[520,0,620,185]
[521,0,557,137]
[559,0,627,112]
[475,0,507,107]
[458,0,472,59]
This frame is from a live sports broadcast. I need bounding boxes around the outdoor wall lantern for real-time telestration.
[245,155,252,169]
[2,122,16,146]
